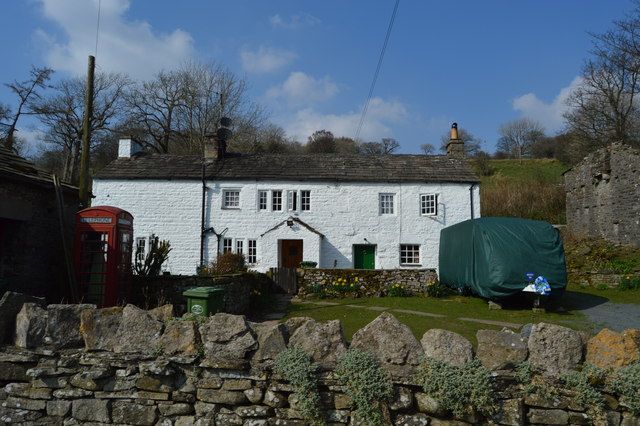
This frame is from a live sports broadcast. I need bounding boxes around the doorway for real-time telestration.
[280,239,303,268]
[353,244,376,269]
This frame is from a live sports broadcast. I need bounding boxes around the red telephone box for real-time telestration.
[74,206,133,307]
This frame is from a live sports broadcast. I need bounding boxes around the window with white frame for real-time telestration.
[223,190,240,209]
[301,190,311,211]
[135,237,147,263]
[247,239,257,264]
[236,240,244,255]
[287,190,298,211]
[222,238,233,253]
[379,193,395,215]
[272,190,283,211]
[400,244,421,265]
[258,191,268,210]
[420,194,438,216]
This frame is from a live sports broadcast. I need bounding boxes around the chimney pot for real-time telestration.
[446,122,465,158]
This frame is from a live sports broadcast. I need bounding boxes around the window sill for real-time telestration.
[222,207,240,210]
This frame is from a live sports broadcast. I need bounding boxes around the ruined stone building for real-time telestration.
[564,142,640,247]
[0,146,78,299]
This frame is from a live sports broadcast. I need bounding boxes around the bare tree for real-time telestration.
[497,118,545,161]
[33,73,130,182]
[439,127,483,156]
[126,61,266,154]
[360,138,400,155]
[420,143,435,155]
[1,66,53,150]
[565,9,640,149]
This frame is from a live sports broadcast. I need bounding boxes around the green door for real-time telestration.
[354,245,376,269]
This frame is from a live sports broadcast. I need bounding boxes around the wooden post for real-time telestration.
[78,55,95,208]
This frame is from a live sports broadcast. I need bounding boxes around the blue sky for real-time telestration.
[0,0,633,154]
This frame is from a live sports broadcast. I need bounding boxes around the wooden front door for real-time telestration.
[280,239,303,268]
[353,245,376,269]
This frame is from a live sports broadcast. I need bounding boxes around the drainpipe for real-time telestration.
[469,183,476,220]
[200,159,206,267]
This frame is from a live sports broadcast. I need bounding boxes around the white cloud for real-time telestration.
[34,0,194,79]
[512,76,582,132]
[283,97,408,141]
[266,72,338,107]
[240,46,296,74]
[269,13,321,29]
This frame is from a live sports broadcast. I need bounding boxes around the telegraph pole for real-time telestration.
[78,55,95,208]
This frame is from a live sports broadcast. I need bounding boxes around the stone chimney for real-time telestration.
[118,138,141,158]
[204,133,219,160]
[204,117,233,160]
[446,122,465,158]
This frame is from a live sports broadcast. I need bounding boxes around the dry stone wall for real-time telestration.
[564,142,640,248]
[298,268,438,297]
[0,300,639,425]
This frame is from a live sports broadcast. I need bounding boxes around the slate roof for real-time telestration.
[0,145,77,191]
[95,152,479,184]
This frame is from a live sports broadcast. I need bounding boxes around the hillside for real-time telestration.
[471,158,567,224]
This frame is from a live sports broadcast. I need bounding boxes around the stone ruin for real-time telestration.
[564,142,640,248]
[0,292,639,425]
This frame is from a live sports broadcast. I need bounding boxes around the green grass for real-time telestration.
[565,284,640,305]
[284,294,593,346]
[479,158,567,184]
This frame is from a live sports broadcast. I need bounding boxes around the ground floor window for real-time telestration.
[400,244,421,265]
[135,237,147,262]
[223,238,233,253]
[236,240,244,255]
[248,239,257,264]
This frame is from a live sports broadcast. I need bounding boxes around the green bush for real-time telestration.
[335,349,393,426]
[299,261,318,269]
[416,358,496,418]
[425,280,450,298]
[619,276,640,290]
[274,347,323,423]
[610,362,640,415]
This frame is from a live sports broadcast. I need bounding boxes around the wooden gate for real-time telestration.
[270,267,298,294]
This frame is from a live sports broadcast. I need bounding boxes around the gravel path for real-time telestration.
[579,302,640,331]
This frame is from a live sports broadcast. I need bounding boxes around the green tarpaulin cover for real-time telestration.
[439,217,567,299]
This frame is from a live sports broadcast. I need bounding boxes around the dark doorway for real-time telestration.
[280,239,303,268]
[353,244,376,269]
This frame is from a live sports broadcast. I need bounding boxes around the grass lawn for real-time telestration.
[283,293,594,346]
[479,158,567,184]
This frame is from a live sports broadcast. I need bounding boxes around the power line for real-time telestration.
[354,0,400,141]
[94,0,102,57]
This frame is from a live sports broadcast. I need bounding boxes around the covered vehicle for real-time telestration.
[438,217,567,299]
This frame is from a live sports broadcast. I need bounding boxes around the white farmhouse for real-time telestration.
[93,125,479,274]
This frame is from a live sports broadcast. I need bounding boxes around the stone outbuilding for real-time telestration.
[564,142,640,247]
[0,146,78,299]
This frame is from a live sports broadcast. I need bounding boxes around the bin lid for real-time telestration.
[182,286,224,297]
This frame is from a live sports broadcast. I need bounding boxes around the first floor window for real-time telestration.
[400,244,421,265]
[379,193,395,215]
[135,237,147,262]
[287,190,298,211]
[248,239,257,264]
[420,194,438,216]
[301,190,311,211]
[222,238,233,253]
[236,240,244,255]
[223,190,240,209]
[272,190,283,211]
[258,190,268,210]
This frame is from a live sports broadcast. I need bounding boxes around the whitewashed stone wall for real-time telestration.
[93,178,480,275]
